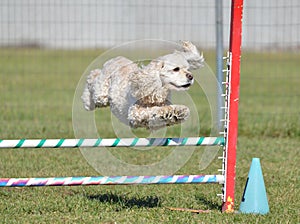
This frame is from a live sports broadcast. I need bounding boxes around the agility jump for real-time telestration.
[0,0,243,213]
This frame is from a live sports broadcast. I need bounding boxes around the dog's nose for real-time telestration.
[186,73,193,80]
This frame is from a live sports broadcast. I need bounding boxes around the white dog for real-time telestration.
[82,41,204,130]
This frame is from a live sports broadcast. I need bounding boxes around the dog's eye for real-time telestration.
[173,67,180,72]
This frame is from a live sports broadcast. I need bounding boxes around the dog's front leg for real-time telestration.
[128,105,190,130]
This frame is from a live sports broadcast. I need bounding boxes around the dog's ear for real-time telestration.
[152,60,164,70]
[129,69,163,100]
[146,60,164,71]
[179,41,204,70]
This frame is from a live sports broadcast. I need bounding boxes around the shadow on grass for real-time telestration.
[86,192,161,209]
[195,194,222,211]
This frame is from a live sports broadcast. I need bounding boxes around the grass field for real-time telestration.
[0,48,299,223]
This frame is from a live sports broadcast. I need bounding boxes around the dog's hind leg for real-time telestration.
[92,69,111,108]
[82,69,111,111]
[128,105,190,130]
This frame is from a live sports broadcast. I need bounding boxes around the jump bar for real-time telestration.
[0,175,225,187]
[0,137,224,148]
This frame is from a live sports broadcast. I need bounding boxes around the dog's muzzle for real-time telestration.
[182,73,194,88]
[186,73,193,81]
[179,74,194,88]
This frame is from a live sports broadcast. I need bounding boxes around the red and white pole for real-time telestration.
[222,0,244,213]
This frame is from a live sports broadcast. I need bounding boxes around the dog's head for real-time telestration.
[157,53,194,91]
[141,41,203,92]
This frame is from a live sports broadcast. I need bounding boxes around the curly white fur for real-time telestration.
[81,41,204,130]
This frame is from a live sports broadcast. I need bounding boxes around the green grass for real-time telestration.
[0,48,299,223]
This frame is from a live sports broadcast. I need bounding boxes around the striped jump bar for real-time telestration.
[0,175,225,187]
[0,137,224,148]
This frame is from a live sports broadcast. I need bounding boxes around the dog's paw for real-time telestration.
[128,105,190,130]
[170,105,190,121]
[175,106,190,120]
[157,105,190,123]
